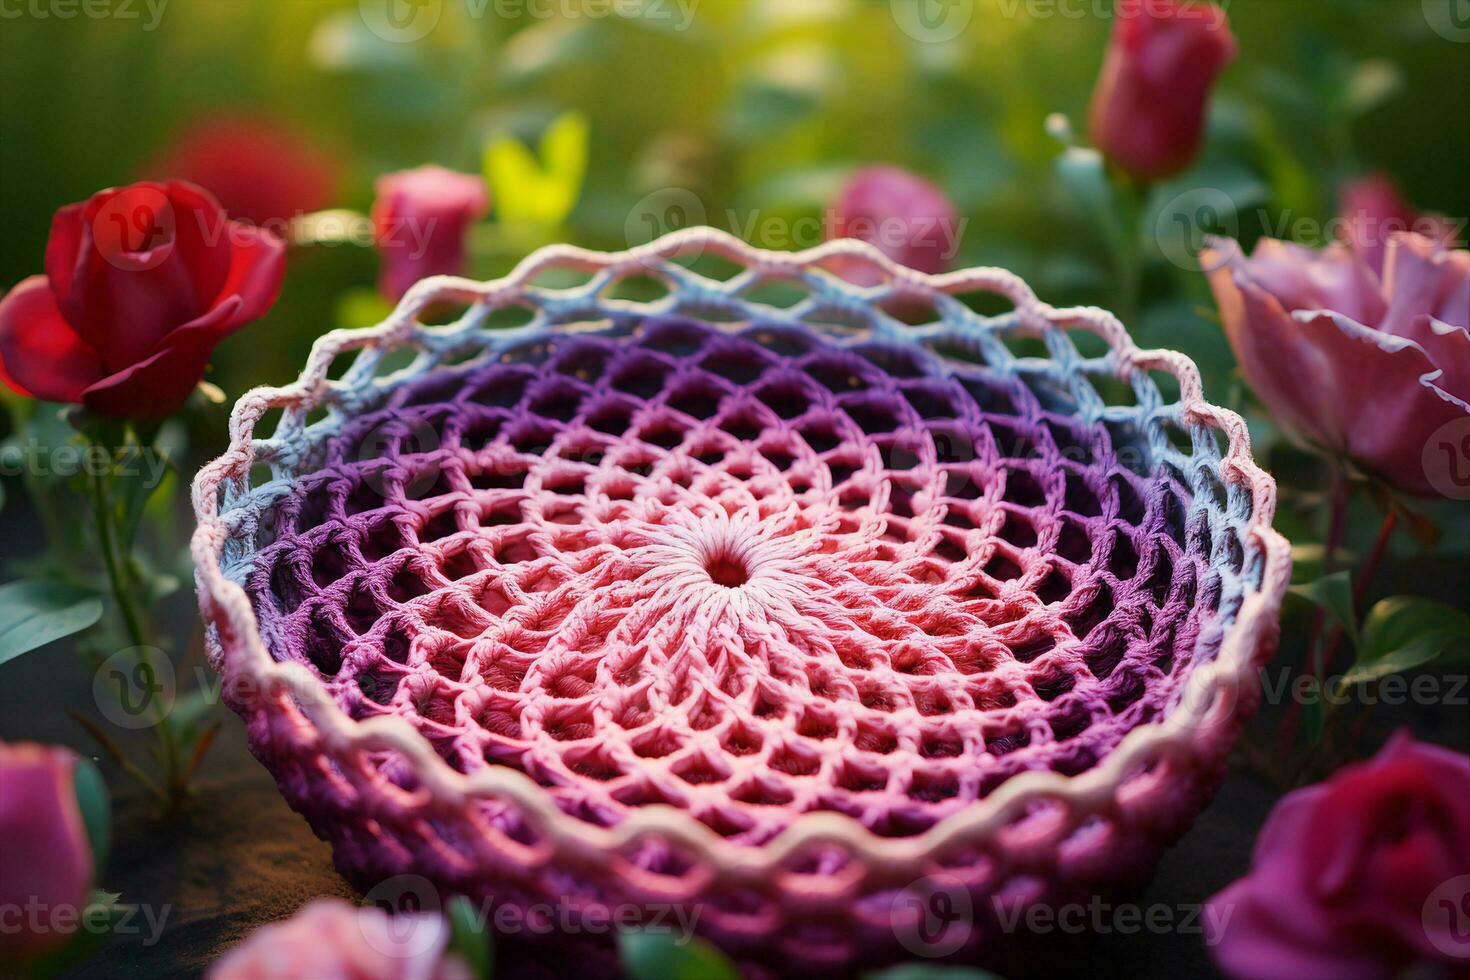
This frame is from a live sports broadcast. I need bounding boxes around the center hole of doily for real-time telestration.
[704,552,751,589]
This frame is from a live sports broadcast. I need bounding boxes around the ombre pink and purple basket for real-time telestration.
[191,228,1290,970]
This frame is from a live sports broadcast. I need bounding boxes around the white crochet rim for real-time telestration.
[191,226,1291,886]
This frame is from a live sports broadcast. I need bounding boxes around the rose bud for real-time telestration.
[827,165,960,278]
[371,166,489,302]
[0,180,286,418]
[0,743,95,961]
[1207,732,1470,978]
[1088,0,1238,181]
[145,114,338,228]
[209,898,472,980]
[1202,232,1470,496]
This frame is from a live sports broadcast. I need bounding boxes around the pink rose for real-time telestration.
[209,898,471,980]
[1088,0,1238,181]
[1337,173,1464,277]
[1207,733,1470,979]
[0,743,95,960]
[1202,232,1470,495]
[372,166,489,301]
[827,165,960,278]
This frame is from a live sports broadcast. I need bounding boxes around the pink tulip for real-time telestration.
[1337,173,1465,277]
[209,898,472,980]
[1088,0,1238,181]
[1202,232,1470,495]
[827,165,960,278]
[0,743,95,960]
[1206,733,1470,979]
[372,166,489,302]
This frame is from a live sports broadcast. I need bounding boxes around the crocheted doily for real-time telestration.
[193,228,1290,964]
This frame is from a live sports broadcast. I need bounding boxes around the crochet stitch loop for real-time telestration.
[192,227,1290,965]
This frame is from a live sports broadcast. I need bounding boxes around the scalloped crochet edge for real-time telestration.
[191,226,1292,885]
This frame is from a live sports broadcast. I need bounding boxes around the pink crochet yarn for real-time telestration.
[250,317,1222,843]
[193,229,1290,970]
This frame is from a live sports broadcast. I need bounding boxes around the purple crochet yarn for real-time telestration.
[243,316,1226,846]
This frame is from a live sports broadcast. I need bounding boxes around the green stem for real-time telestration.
[90,436,185,808]
[1116,179,1147,329]
[1318,507,1399,733]
[1273,472,1352,768]
[1311,474,1352,678]
[91,466,147,650]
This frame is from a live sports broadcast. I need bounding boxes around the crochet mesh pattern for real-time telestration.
[193,229,1290,966]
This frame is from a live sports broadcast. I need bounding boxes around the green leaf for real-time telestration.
[72,755,111,876]
[1340,596,1470,686]
[865,967,1005,980]
[1287,570,1358,643]
[484,111,588,230]
[0,580,104,666]
[446,896,493,980]
[541,112,589,202]
[619,929,738,980]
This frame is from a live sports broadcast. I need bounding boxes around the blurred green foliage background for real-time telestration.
[2,0,1468,404]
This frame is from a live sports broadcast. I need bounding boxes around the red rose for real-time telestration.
[1206,732,1470,979]
[1088,0,1238,181]
[0,180,285,418]
[371,166,489,301]
[144,114,338,228]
